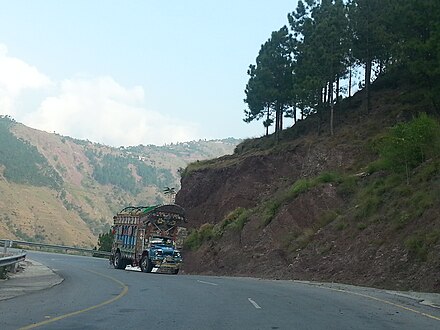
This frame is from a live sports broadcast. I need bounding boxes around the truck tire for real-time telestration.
[114,252,126,270]
[172,268,179,275]
[140,255,153,273]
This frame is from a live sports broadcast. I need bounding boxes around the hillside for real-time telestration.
[176,74,440,293]
[0,117,240,246]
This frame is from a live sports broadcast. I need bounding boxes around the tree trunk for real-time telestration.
[336,74,340,104]
[275,102,281,142]
[365,59,372,114]
[327,82,332,106]
[317,91,322,136]
[279,107,283,132]
[349,65,352,98]
[265,105,270,136]
[329,80,334,136]
[293,102,297,125]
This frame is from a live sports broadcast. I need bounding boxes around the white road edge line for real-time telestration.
[197,280,218,286]
[248,298,262,309]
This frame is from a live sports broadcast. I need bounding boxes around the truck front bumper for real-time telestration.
[151,257,182,270]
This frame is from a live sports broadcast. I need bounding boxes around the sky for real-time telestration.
[0,1,298,147]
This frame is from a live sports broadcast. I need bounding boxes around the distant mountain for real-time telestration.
[0,115,241,247]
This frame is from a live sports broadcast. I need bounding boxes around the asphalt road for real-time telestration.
[1,251,439,330]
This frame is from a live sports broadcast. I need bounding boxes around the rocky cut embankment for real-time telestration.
[176,86,440,293]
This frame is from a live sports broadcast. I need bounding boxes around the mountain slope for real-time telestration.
[0,117,240,246]
[176,75,440,293]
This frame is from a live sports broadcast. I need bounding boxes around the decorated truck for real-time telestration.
[110,204,187,274]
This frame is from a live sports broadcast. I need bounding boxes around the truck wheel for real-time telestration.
[114,252,126,270]
[172,269,179,275]
[140,255,153,273]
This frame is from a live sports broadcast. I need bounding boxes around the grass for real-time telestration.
[404,230,440,261]
[336,175,357,197]
[184,223,216,250]
[261,200,282,227]
[184,207,251,250]
[182,156,242,178]
[220,207,251,232]
[185,143,440,254]
[348,152,440,236]
[335,221,349,231]
[260,171,345,227]
[282,228,316,253]
[317,210,339,228]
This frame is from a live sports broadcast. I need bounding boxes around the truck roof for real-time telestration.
[116,204,186,218]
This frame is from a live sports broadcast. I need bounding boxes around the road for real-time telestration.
[0,251,439,330]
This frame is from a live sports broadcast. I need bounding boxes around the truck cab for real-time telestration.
[140,235,183,274]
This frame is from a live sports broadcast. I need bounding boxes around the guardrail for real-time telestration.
[0,252,26,268]
[0,239,111,258]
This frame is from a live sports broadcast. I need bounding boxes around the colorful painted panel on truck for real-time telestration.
[110,204,187,274]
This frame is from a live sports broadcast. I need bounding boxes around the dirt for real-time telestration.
[176,86,440,293]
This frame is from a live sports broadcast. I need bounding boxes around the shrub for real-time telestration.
[221,207,250,231]
[337,176,357,197]
[289,179,311,197]
[295,228,315,250]
[316,172,343,184]
[184,223,216,251]
[261,200,282,227]
[404,230,440,261]
[378,113,440,182]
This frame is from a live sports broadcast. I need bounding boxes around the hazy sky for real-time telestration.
[0,1,298,146]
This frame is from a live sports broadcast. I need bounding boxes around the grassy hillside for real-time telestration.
[0,116,240,246]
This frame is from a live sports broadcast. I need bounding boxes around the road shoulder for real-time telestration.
[294,280,440,309]
[0,259,63,301]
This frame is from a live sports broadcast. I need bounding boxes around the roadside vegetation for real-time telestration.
[185,207,251,250]
[185,114,440,260]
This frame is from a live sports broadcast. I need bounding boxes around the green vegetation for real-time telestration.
[184,223,217,251]
[184,208,251,250]
[405,231,440,261]
[186,121,440,252]
[86,151,174,194]
[282,228,316,252]
[343,115,440,231]
[185,171,348,250]
[220,207,251,232]
[0,116,63,189]
[377,114,440,183]
[261,172,344,227]
[244,0,440,136]
[97,229,114,252]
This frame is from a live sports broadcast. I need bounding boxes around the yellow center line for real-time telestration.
[19,269,128,330]
[319,285,440,322]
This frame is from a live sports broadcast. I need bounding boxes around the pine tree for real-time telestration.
[244,26,293,139]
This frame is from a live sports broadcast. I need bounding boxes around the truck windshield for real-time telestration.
[151,238,173,246]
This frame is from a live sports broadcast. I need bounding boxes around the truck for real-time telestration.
[110,204,187,274]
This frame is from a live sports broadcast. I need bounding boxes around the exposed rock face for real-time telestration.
[176,93,440,293]
[177,141,358,230]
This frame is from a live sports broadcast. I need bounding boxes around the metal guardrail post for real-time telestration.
[2,239,7,254]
